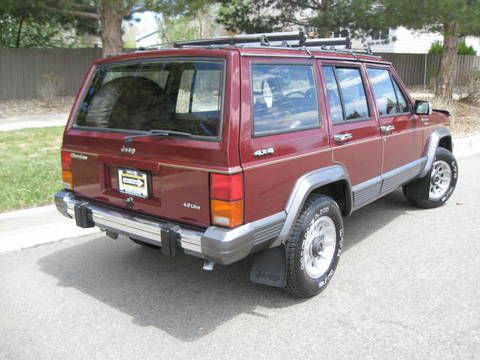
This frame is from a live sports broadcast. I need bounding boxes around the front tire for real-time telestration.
[403,147,458,209]
[285,194,344,298]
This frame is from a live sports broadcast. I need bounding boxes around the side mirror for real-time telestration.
[414,100,432,115]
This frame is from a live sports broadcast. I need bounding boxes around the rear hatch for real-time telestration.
[62,55,235,228]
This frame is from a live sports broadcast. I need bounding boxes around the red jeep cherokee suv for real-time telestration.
[55,32,457,297]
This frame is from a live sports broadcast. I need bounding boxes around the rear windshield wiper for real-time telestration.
[123,129,192,144]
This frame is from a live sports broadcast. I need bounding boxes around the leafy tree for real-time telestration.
[381,0,480,100]
[217,0,387,38]
[158,4,224,43]
[218,0,480,101]
[39,0,214,57]
[0,0,88,48]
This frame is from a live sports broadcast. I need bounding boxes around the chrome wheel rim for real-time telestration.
[302,216,337,279]
[429,160,452,200]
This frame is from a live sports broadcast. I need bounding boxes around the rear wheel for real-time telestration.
[403,147,458,209]
[285,194,344,298]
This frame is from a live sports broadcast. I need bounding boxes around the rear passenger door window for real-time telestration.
[322,66,370,123]
[251,64,320,136]
[321,63,382,189]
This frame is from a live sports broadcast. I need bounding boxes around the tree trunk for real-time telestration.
[100,0,124,57]
[15,15,25,48]
[435,21,459,101]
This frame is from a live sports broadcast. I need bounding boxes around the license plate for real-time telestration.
[118,168,149,198]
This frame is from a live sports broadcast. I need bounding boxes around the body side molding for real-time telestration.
[273,165,352,247]
[419,127,452,177]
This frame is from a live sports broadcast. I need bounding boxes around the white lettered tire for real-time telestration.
[285,194,344,298]
[403,147,458,208]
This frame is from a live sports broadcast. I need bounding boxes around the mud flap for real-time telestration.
[250,246,286,288]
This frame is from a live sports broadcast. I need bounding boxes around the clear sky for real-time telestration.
[129,11,160,47]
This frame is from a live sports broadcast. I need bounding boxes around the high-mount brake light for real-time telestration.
[210,173,244,228]
[61,151,73,190]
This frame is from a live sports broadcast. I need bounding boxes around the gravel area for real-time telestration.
[0,97,74,119]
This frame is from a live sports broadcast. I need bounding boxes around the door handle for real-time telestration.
[334,133,353,143]
[380,125,395,133]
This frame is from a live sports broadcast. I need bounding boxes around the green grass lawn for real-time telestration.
[0,127,64,213]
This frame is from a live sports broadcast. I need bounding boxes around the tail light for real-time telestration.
[210,173,244,228]
[61,150,73,190]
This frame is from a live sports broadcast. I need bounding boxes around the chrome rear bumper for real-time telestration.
[55,190,203,256]
[55,190,285,265]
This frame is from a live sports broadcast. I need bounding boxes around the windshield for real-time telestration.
[75,59,224,139]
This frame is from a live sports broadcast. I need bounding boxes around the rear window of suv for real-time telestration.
[75,59,224,139]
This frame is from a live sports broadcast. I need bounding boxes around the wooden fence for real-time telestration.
[0,48,102,100]
[0,48,480,99]
[377,53,480,88]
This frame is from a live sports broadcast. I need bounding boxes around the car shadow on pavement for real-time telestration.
[38,189,421,341]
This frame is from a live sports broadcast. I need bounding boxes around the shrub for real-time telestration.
[37,73,64,103]
[429,41,443,54]
[461,70,480,106]
[458,41,477,55]
[429,41,477,55]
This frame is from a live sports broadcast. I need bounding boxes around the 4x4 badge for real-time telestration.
[253,147,275,157]
[121,145,136,155]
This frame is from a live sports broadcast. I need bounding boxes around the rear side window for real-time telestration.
[322,66,370,123]
[367,68,410,115]
[251,64,320,136]
[322,66,344,123]
[75,60,224,139]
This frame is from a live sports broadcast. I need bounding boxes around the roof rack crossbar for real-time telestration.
[173,30,312,48]
[303,37,352,48]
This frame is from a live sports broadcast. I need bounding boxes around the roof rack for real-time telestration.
[138,30,380,58]
[172,30,354,49]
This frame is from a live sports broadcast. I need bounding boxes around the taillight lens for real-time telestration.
[61,150,73,190]
[210,173,243,200]
[210,173,244,228]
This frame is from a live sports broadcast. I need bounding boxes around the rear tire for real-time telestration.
[285,194,344,298]
[130,237,161,249]
[403,147,458,209]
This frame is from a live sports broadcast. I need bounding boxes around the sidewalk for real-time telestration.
[0,113,69,131]
[0,205,99,254]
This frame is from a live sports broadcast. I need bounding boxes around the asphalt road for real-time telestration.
[1,154,479,360]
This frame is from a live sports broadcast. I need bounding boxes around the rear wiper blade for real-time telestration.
[123,129,192,144]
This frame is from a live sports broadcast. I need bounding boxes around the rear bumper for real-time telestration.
[55,190,285,265]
